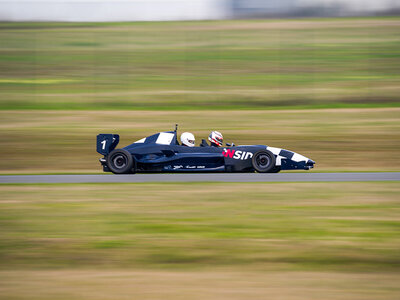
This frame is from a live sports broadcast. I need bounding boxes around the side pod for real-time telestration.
[96,134,120,155]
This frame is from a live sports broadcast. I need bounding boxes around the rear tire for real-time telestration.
[252,150,276,173]
[107,149,134,174]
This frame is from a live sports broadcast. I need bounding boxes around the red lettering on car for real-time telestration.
[223,149,235,158]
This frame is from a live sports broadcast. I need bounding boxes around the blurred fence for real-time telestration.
[0,0,399,22]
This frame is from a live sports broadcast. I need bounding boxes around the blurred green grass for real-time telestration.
[1,18,400,110]
[1,108,399,173]
[0,182,399,271]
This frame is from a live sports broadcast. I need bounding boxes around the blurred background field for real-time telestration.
[0,18,400,110]
[0,182,399,299]
[0,108,399,173]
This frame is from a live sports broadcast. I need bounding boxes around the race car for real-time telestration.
[96,126,315,174]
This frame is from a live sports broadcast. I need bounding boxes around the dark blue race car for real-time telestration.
[96,127,315,174]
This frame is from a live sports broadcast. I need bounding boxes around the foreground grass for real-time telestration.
[1,18,400,110]
[1,182,399,299]
[0,182,399,270]
[0,108,399,172]
[1,270,399,300]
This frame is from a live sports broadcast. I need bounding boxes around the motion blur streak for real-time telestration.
[0,183,399,299]
[1,20,400,110]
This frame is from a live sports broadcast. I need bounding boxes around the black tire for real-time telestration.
[107,149,134,174]
[252,150,276,173]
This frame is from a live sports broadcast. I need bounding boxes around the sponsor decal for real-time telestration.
[185,165,206,169]
[223,149,253,160]
[172,165,206,170]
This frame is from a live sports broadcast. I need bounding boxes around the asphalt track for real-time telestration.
[0,172,399,184]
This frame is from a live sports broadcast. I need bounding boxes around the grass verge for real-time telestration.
[1,181,399,299]
[1,182,399,271]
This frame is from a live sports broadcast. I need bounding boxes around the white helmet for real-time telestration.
[208,131,223,147]
[180,132,195,147]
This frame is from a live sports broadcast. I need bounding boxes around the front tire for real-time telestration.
[252,150,276,173]
[107,149,134,174]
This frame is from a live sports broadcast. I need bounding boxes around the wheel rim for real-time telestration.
[256,154,270,169]
[112,154,127,169]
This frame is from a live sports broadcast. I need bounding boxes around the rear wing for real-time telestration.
[96,134,120,155]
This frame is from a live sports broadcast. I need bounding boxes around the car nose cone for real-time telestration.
[307,159,315,166]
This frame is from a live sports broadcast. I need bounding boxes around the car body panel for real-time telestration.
[97,130,315,173]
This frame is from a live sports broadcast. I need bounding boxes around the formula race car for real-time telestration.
[96,126,315,174]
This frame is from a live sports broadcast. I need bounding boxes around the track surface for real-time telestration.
[0,173,399,184]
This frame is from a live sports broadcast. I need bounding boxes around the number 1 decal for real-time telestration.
[101,140,107,150]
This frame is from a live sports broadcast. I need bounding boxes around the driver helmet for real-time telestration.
[208,131,223,147]
[180,132,195,147]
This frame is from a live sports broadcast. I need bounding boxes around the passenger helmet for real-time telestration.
[180,132,195,147]
[208,131,223,147]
